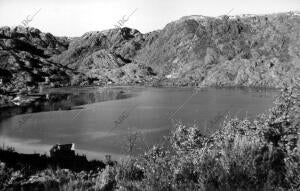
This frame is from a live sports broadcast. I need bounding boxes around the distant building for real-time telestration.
[50,143,75,158]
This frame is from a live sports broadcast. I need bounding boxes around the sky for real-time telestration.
[0,0,299,37]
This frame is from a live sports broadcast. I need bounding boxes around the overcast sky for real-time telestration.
[0,0,299,37]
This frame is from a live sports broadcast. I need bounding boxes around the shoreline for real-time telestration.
[0,84,281,108]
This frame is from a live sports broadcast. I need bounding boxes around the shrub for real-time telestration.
[0,161,13,190]
[121,87,300,191]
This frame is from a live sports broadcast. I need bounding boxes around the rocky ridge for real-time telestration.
[1,12,300,105]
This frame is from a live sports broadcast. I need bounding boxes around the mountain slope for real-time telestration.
[0,26,76,105]
[134,12,300,87]
[50,28,156,85]
[1,11,300,103]
[49,12,300,88]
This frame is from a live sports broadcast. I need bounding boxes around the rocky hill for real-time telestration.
[0,26,75,92]
[134,12,300,87]
[1,12,300,103]
[52,11,300,88]
[50,28,156,86]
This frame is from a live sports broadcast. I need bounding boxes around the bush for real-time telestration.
[0,161,13,190]
[115,87,299,191]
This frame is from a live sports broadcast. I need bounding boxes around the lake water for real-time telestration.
[0,87,278,160]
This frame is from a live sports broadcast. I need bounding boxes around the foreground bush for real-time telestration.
[117,87,299,191]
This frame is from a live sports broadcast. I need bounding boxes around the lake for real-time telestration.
[0,87,278,160]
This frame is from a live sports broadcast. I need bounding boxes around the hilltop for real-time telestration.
[1,12,300,104]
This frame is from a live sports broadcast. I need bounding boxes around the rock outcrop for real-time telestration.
[1,12,300,104]
[0,26,74,96]
[50,27,157,86]
[134,12,300,87]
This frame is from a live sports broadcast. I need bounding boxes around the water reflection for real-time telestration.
[0,87,133,123]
